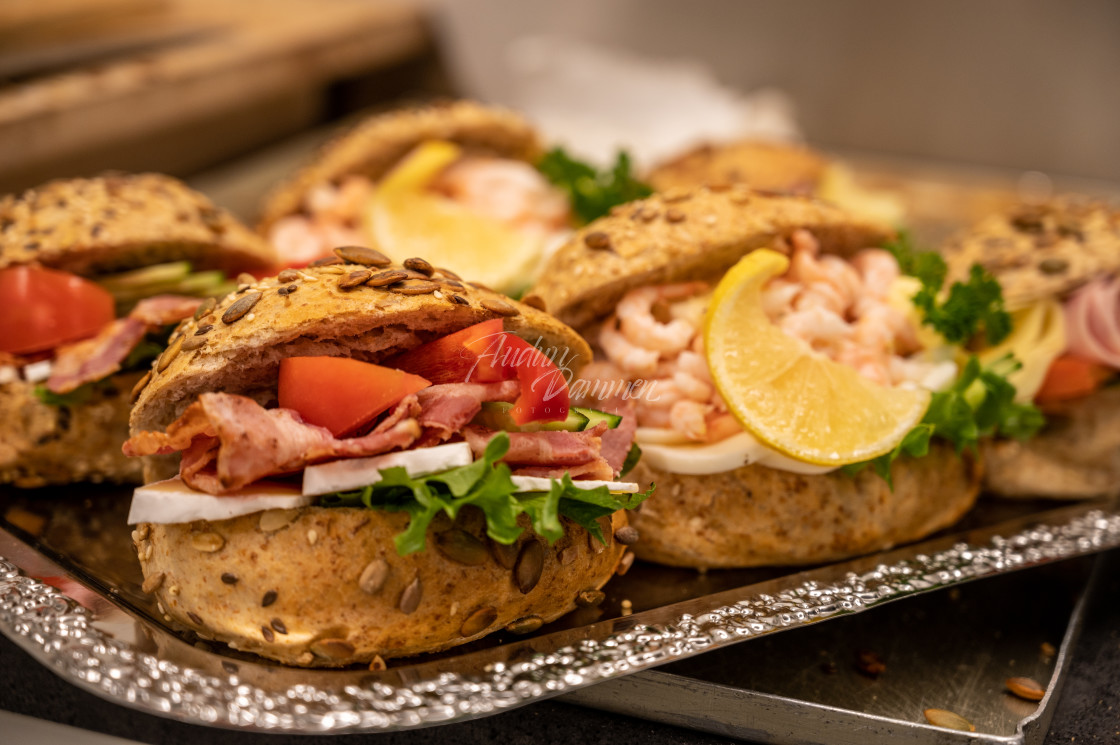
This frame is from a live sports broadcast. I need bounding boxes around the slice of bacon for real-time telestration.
[46,294,204,394]
[592,395,636,476]
[462,422,609,468]
[512,459,616,482]
[125,392,420,494]
[128,295,207,326]
[46,317,148,394]
[416,380,520,444]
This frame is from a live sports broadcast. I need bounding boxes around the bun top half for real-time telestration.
[130,254,591,436]
[942,197,1120,310]
[257,100,543,233]
[0,173,275,275]
[528,186,894,331]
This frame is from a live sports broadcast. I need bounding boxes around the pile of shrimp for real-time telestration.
[584,229,922,443]
[268,157,570,267]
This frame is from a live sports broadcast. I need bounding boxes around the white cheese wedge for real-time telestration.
[128,477,312,524]
[510,476,640,493]
[301,442,473,496]
[638,431,836,476]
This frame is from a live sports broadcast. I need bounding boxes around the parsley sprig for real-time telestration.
[537,148,653,224]
[884,232,1011,345]
[322,433,653,555]
[845,355,1045,486]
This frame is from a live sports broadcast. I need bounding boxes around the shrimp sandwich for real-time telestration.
[530,187,999,569]
[0,173,274,487]
[124,247,647,666]
[942,198,1120,498]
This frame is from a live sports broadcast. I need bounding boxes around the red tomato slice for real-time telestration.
[389,319,508,384]
[0,266,116,354]
[1035,354,1113,404]
[493,334,571,424]
[278,357,431,437]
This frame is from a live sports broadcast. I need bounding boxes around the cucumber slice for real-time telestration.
[97,261,193,291]
[572,406,622,430]
[473,401,589,432]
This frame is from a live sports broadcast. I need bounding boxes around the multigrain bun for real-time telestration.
[630,443,980,568]
[530,187,982,567]
[0,372,142,487]
[257,100,543,234]
[0,173,275,275]
[135,509,627,667]
[646,140,828,196]
[943,199,1120,499]
[129,249,624,666]
[530,186,893,330]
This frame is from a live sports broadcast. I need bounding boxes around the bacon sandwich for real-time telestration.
[124,247,646,666]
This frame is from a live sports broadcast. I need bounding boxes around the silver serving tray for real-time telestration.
[1,484,1118,735]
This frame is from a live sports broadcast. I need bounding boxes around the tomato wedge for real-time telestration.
[278,357,431,437]
[389,319,507,384]
[0,266,115,354]
[491,334,570,425]
[1035,354,1114,404]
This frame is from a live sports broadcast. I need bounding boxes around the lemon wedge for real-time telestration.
[365,141,543,295]
[704,249,931,466]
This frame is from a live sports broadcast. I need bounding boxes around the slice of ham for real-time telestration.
[416,380,520,444]
[1066,278,1120,370]
[125,392,420,494]
[513,459,616,482]
[46,294,204,393]
[592,394,637,475]
[462,422,610,468]
[46,317,148,394]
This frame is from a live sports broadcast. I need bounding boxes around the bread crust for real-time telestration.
[0,173,275,276]
[136,507,628,667]
[942,198,1120,310]
[0,373,143,487]
[528,187,893,330]
[257,100,543,234]
[130,258,592,478]
[647,140,828,196]
[628,442,981,568]
[981,386,1120,499]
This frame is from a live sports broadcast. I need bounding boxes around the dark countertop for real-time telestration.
[2,549,1118,745]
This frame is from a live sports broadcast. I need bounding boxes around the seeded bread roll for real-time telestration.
[529,186,893,329]
[131,249,591,482]
[0,173,275,275]
[0,372,142,487]
[529,188,981,568]
[646,140,828,196]
[135,509,628,667]
[943,199,1120,498]
[257,100,543,234]
[629,443,980,568]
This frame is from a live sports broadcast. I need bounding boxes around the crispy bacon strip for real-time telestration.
[46,294,204,393]
[513,459,616,482]
[125,392,420,494]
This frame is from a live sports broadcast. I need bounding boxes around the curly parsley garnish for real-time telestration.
[322,433,653,555]
[885,231,1011,345]
[537,148,653,224]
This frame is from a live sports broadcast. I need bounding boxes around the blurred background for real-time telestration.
[1,0,1117,205]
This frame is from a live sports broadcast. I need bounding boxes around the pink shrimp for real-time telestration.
[599,320,660,376]
[670,400,713,441]
[431,157,571,234]
[616,282,710,355]
[852,249,901,298]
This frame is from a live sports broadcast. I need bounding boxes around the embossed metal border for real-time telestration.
[1,502,1118,733]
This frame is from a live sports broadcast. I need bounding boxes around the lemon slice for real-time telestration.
[704,249,931,466]
[365,141,543,295]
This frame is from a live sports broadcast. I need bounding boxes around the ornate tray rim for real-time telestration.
[1,500,1118,734]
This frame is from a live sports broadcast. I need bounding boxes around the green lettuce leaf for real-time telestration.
[323,433,655,555]
[537,148,653,224]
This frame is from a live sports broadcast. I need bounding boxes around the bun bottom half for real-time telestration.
[982,386,1120,499]
[627,442,981,569]
[135,506,628,667]
[0,373,143,488]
